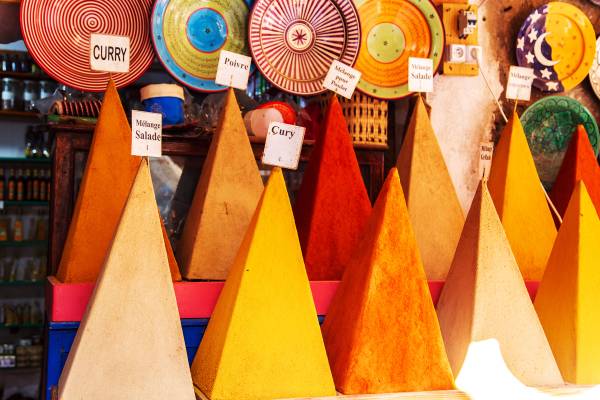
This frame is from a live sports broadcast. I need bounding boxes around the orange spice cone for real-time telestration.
[396,96,464,280]
[56,81,180,282]
[322,168,454,394]
[294,95,371,280]
[177,89,263,280]
[488,113,557,280]
[535,181,600,384]
[57,161,194,399]
[191,168,335,400]
[437,180,563,386]
[550,125,600,218]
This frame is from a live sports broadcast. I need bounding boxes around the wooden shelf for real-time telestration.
[0,110,41,120]
[1,200,49,207]
[0,240,47,248]
[0,71,49,81]
[0,157,51,164]
[0,280,44,286]
[0,323,43,329]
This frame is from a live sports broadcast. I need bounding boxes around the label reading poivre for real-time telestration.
[322,60,361,99]
[131,110,162,157]
[408,57,434,93]
[215,50,252,90]
[262,122,306,170]
[506,66,534,101]
[90,34,130,73]
[479,141,494,179]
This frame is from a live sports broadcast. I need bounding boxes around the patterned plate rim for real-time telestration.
[355,0,445,100]
[152,0,250,92]
[248,0,362,96]
[19,0,154,92]
[521,95,600,156]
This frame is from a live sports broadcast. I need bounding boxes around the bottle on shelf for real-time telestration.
[13,214,23,242]
[0,168,5,201]
[16,169,24,201]
[31,169,39,201]
[7,169,15,201]
[25,169,32,200]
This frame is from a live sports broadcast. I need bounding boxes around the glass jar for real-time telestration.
[1,78,16,110]
[39,80,54,99]
[23,80,38,112]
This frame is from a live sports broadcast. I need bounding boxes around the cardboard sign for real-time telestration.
[131,110,162,157]
[479,141,494,179]
[408,57,434,93]
[322,60,361,99]
[90,34,130,73]
[215,50,252,90]
[262,122,306,170]
[506,66,534,101]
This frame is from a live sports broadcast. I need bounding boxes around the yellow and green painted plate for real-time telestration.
[354,0,444,99]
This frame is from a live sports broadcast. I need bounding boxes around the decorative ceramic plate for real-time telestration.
[590,37,600,100]
[249,0,360,95]
[354,0,443,99]
[20,0,154,91]
[521,96,599,186]
[153,0,250,92]
[516,2,596,93]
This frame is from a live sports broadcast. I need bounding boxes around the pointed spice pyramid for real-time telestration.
[550,125,600,218]
[58,161,195,400]
[56,80,142,283]
[396,96,465,280]
[488,113,557,280]
[436,180,563,386]
[535,181,600,384]
[177,89,263,280]
[191,167,335,400]
[322,168,454,394]
[294,95,371,280]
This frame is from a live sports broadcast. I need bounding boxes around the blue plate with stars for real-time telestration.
[516,2,596,93]
[152,0,252,92]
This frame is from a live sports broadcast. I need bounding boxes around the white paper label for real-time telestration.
[322,60,361,99]
[479,141,494,179]
[214,50,252,90]
[131,110,162,157]
[262,122,306,170]
[90,34,130,73]
[408,57,434,93]
[0,201,4,210]
[506,66,534,101]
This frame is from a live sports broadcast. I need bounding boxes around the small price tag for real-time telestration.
[262,122,306,170]
[322,60,361,99]
[479,141,494,179]
[506,66,534,101]
[214,50,252,90]
[408,57,434,93]
[0,201,4,210]
[131,110,162,157]
[90,34,130,73]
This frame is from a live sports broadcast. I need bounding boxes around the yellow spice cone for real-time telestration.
[191,167,335,400]
[58,161,194,400]
[436,180,563,386]
[488,113,557,280]
[396,96,464,280]
[535,181,600,384]
[178,89,263,280]
[56,80,142,282]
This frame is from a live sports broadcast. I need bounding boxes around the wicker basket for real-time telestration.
[319,92,388,147]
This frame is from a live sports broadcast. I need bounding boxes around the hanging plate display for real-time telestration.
[153,0,250,92]
[590,37,600,100]
[516,2,596,93]
[20,0,154,91]
[249,0,360,96]
[353,0,443,100]
[521,96,599,186]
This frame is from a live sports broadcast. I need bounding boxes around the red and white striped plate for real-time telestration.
[20,0,154,91]
[249,0,361,96]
